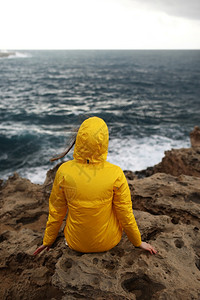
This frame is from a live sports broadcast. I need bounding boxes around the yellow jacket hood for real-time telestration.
[73,117,109,163]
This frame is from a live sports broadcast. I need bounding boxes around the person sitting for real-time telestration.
[34,117,157,255]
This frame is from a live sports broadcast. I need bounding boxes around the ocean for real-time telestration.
[0,50,200,184]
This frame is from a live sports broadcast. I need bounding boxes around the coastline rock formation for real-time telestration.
[152,147,200,178]
[0,51,15,58]
[134,126,200,179]
[1,136,200,299]
[190,126,200,148]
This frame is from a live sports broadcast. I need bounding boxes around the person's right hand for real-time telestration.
[33,245,50,256]
[139,241,157,254]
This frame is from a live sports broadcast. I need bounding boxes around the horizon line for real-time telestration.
[1,48,200,51]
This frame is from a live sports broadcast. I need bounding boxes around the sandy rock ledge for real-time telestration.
[0,147,200,300]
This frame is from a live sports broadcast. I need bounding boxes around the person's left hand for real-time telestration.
[33,245,50,256]
[139,241,157,254]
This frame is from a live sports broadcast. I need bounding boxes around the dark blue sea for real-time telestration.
[0,50,200,183]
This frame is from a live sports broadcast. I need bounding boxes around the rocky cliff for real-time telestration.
[135,126,200,179]
[0,133,200,299]
[0,51,15,58]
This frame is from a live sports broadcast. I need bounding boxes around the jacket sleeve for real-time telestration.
[113,169,142,247]
[43,167,68,246]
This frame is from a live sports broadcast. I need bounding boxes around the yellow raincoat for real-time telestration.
[43,117,142,252]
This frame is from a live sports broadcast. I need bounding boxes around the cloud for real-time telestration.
[130,0,200,20]
[0,0,200,49]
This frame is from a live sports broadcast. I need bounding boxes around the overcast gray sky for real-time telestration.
[0,0,200,49]
[131,0,200,20]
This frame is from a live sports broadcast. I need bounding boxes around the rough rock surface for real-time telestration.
[0,150,200,299]
[135,127,200,179]
[152,148,200,178]
[190,126,200,148]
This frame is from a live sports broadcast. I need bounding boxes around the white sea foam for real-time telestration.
[5,135,189,185]
[0,50,31,59]
[8,51,31,58]
[107,136,190,172]
[0,166,49,185]
[21,166,50,184]
[0,122,72,138]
